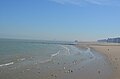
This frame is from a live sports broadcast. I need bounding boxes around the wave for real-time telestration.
[39,50,60,64]
[51,50,60,57]
[60,45,70,55]
[85,48,95,58]
[0,62,14,67]
[17,58,26,61]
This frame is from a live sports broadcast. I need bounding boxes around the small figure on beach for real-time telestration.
[98,70,101,74]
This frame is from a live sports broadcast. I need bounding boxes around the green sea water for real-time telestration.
[0,38,94,67]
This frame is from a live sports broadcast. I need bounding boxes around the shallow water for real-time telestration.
[0,39,113,79]
[0,39,94,67]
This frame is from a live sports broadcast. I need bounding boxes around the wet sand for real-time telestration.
[0,44,114,79]
[89,44,120,79]
[77,42,120,79]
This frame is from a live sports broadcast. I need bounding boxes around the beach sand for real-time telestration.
[0,43,116,79]
[76,42,120,79]
[90,45,120,79]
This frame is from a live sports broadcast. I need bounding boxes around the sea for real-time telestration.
[0,38,113,79]
[0,38,94,68]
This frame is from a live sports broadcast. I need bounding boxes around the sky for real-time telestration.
[0,0,120,41]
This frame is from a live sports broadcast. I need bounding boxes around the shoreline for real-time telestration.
[0,42,117,79]
[76,42,120,79]
[0,44,114,79]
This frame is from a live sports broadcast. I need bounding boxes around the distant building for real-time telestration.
[98,37,120,43]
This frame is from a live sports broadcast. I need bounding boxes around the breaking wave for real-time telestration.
[0,62,14,67]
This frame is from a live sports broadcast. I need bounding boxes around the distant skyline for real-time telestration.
[0,0,120,41]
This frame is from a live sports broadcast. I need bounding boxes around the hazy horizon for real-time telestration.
[1,0,120,41]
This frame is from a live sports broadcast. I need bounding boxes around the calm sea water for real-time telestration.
[0,39,114,79]
[0,39,94,67]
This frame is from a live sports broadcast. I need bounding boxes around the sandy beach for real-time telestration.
[0,42,114,79]
[76,42,120,79]
[0,40,118,79]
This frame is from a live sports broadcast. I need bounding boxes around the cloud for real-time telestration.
[50,0,120,6]
[50,0,84,5]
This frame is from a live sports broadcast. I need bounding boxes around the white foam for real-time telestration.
[51,50,60,57]
[0,62,14,67]
[20,58,26,61]
[60,45,70,55]
[86,48,91,52]
[17,58,26,62]
[38,50,60,64]
[86,48,95,58]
